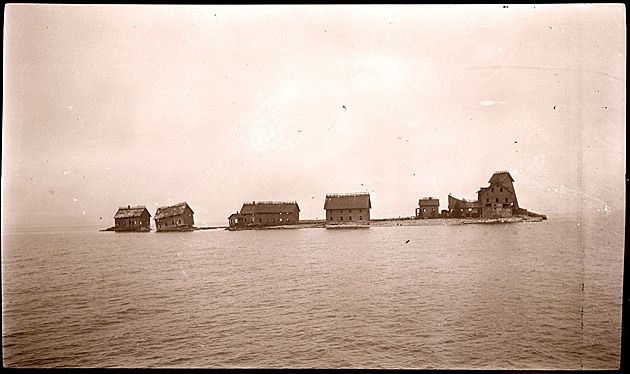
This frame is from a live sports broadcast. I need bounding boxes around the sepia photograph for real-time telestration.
[1,3,625,369]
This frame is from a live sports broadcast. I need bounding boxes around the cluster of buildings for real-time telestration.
[227,192,372,230]
[109,171,540,232]
[414,171,534,219]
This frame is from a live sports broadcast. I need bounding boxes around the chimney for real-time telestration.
[128,205,131,209]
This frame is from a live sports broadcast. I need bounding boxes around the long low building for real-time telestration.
[228,201,300,229]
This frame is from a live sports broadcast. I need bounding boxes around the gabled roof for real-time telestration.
[114,206,150,219]
[488,171,514,185]
[324,193,371,210]
[240,201,300,214]
[155,202,193,220]
[419,198,439,206]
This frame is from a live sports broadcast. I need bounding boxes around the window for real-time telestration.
[486,198,489,202]
[359,216,362,220]
[423,208,426,212]
[496,198,499,202]
[259,219,262,223]
[360,209,363,212]
[432,208,435,212]
[500,188,503,192]
[341,210,344,213]
[349,209,352,213]
[491,188,494,192]
[329,217,333,221]
[279,218,283,222]
[340,216,343,221]
[349,216,352,221]
[505,198,508,203]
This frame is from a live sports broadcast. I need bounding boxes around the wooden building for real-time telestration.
[477,171,519,218]
[448,194,480,218]
[228,201,300,229]
[415,197,440,219]
[324,193,371,223]
[113,205,151,232]
[154,202,195,231]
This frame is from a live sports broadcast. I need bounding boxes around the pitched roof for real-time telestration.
[488,171,514,185]
[419,197,439,206]
[324,193,371,210]
[154,202,193,220]
[240,201,300,214]
[114,206,150,219]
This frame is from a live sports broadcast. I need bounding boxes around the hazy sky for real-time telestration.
[2,4,626,227]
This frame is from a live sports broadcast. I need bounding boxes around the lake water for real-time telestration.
[1,218,623,369]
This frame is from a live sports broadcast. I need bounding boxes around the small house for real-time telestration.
[324,193,371,223]
[416,197,440,219]
[155,202,195,231]
[113,205,151,232]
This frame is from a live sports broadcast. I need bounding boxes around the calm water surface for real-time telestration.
[2,218,623,368]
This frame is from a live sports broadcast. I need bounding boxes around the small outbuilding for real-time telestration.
[415,197,440,219]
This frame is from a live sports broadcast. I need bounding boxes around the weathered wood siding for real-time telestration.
[114,210,151,231]
[325,208,370,223]
[155,207,194,231]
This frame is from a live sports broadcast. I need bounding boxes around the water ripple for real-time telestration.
[2,220,622,368]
